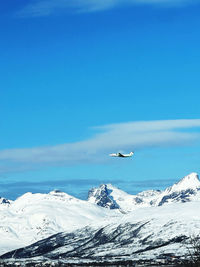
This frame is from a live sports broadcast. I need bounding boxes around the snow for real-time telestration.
[0,172,200,260]
[166,172,200,192]
[5,200,200,263]
[88,183,162,212]
[88,172,200,212]
[0,190,118,255]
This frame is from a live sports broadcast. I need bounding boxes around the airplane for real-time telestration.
[109,151,134,158]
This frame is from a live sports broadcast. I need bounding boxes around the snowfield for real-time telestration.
[0,190,118,255]
[0,172,200,264]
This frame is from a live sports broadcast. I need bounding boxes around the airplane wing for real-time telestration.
[118,153,125,157]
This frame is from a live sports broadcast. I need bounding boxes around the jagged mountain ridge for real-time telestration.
[0,172,199,259]
[88,172,200,211]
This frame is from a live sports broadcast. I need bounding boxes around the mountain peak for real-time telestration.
[0,197,11,205]
[88,184,119,209]
[166,172,200,193]
[49,190,71,197]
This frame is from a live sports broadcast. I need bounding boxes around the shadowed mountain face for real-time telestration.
[0,221,186,264]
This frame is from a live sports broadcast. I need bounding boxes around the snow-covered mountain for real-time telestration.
[153,172,200,206]
[1,200,200,265]
[0,172,200,265]
[0,189,117,255]
[88,183,162,212]
[88,172,200,212]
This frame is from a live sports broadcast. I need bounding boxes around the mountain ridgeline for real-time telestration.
[88,172,200,212]
[0,172,200,266]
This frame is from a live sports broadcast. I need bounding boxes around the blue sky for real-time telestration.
[1,0,200,200]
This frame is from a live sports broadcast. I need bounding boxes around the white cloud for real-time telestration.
[17,0,117,17]
[17,0,199,17]
[0,119,200,172]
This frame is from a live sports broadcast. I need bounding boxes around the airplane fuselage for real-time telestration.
[109,152,134,158]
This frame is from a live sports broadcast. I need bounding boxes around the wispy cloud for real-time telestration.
[0,119,200,173]
[16,0,199,17]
